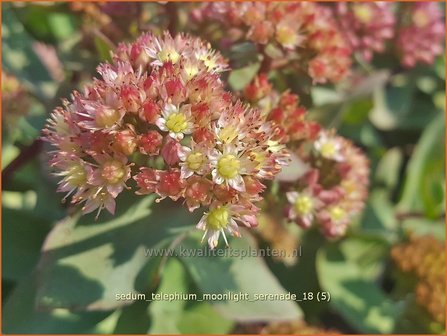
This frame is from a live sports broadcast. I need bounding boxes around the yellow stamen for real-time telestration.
[184,63,199,79]
[101,160,125,184]
[251,152,267,170]
[95,107,121,128]
[320,142,336,158]
[329,206,346,222]
[217,154,240,179]
[158,48,180,64]
[353,4,374,24]
[67,164,87,187]
[294,195,313,215]
[199,53,217,71]
[186,152,205,171]
[219,126,238,143]
[207,206,229,230]
[166,113,188,133]
[276,26,299,47]
[412,9,430,28]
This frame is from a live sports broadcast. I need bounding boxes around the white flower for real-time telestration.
[209,145,255,192]
[145,34,184,67]
[196,205,241,249]
[178,143,209,179]
[156,104,194,140]
[286,191,321,228]
[314,131,344,162]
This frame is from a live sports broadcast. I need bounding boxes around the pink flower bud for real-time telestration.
[139,130,163,155]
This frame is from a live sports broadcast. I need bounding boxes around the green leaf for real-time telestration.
[228,42,259,68]
[178,233,303,322]
[36,194,197,311]
[94,36,113,62]
[148,258,189,334]
[264,230,328,320]
[3,273,111,333]
[311,87,343,106]
[11,99,48,145]
[177,302,234,334]
[342,98,373,125]
[113,300,151,334]
[398,113,445,218]
[1,144,19,169]
[375,147,403,191]
[2,5,57,101]
[433,91,446,111]
[47,12,77,41]
[339,122,383,149]
[401,218,445,241]
[360,190,399,242]
[148,258,233,334]
[369,75,416,130]
[228,63,260,91]
[2,207,50,281]
[338,236,389,280]
[317,242,397,334]
[435,56,445,80]
[5,158,65,222]
[14,4,77,43]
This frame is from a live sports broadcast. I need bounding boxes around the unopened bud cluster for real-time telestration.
[391,235,445,324]
[43,33,290,249]
[262,320,338,334]
[192,2,352,84]
[243,74,321,144]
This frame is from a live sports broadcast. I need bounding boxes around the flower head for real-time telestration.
[314,131,344,162]
[397,2,444,67]
[286,190,322,229]
[280,132,369,239]
[191,2,352,83]
[336,3,395,61]
[156,104,194,140]
[43,32,289,248]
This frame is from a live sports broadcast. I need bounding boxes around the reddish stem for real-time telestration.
[2,139,43,187]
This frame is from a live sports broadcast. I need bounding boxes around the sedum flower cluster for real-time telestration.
[284,131,369,238]
[244,75,369,239]
[191,2,352,84]
[336,2,395,62]
[242,74,321,144]
[397,2,445,68]
[193,2,444,72]
[335,1,444,67]
[43,33,290,249]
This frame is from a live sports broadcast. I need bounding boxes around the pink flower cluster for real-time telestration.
[43,32,290,249]
[191,2,352,84]
[336,2,395,62]
[242,74,321,144]
[397,2,445,68]
[241,75,369,239]
[285,131,370,238]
